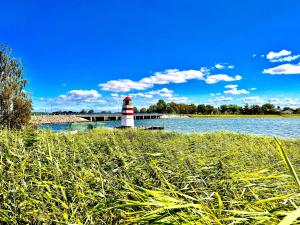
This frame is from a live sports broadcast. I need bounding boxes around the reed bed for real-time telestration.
[0,128,299,224]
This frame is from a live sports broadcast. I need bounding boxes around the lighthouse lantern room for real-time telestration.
[121,96,134,128]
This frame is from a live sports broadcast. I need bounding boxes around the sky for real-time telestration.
[1,0,300,112]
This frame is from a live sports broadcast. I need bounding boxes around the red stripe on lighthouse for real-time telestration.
[122,112,134,115]
[122,107,134,110]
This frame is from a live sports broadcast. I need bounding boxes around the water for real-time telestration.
[39,118,300,139]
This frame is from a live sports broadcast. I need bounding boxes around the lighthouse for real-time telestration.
[121,96,134,128]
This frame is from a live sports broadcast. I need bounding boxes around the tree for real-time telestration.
[166,104,176,114]
[205,105,215,114]
[80,109,87,114]
[250,105,262,114]
[261,103,276,114]
[0,46,32,129]
[88,109,94,114]
[242,104,250,115]
[156,100,167,113]
[168,102,178,113]
[197,104,206,114]
[219,105,228,114]
[189,104,197,114]
[139,108,147,113]
[133,107,138,113]
[147,105,157,113]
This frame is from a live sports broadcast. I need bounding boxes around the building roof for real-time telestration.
[124,96,132,101]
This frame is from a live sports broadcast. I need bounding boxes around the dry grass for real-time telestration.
[0,128,299,224]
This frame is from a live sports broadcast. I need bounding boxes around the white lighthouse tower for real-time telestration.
[121,96,134,128]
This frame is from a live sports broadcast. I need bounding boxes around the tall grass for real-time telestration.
[0,128,299,224]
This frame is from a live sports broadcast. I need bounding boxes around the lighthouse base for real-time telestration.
[121,116,134,128]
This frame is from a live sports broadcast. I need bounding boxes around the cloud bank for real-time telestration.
[99,68,242,92]
[263,63,300,74]
[223,84,249,95]
[263,49,300,74]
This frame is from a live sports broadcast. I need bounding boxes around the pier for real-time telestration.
[77,113,163,122]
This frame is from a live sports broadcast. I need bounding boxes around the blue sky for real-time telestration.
[1,0,300,112]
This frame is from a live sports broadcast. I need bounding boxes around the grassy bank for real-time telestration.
[188,114,300,118]
[0,128,300,224]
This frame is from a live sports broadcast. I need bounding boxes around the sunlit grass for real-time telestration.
[0,127,299,224]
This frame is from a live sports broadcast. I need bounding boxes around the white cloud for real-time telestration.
[242,96,263,103]
[252,54,256,58]
[208,96,233,103]
[99,69,206,92]
[100,79,152,92]
[224,84,238,89]
[267,98,300,107]
[148,88,174,95]
[126,88,189,104]
[215,64,225,69]
[224,84,249,95]
[263,63,300,74]
[280,98,300,107]
[266,50,291,60]
[214,63,235,70]
[142,69,205,84]
[130,93,154,98]
[270,55,300,62]
[127,88,174,99]
[67,90,101,99]
[250,87,257,91]
[167,96,189,103]
[241,96,300,107]
[205,74,242,84]
[224,88,249,95]
[100,67,241,92]
[265,49,300,63]
[266,98,280,105]
[39,89,104,104]
[107,88,188,105]
[210,93,222,96]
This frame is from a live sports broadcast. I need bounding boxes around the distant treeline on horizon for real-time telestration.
[33,99,300,115]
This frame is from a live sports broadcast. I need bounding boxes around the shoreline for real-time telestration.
[187,114,300,118]
[31,114,300,125]
[31,115,89,125]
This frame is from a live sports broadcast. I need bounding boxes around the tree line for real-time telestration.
[138,100,300,115]
[49,100,300,115]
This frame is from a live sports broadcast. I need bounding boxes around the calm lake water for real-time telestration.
[39,118,300,139]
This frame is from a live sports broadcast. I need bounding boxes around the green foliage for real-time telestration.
[139,107,147,113]
[0,129,299,224]
[144,99,300,115]
[80,109,87,114]
[87,109,94,114]
[87,123,94,130]
[0,45,32,129]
